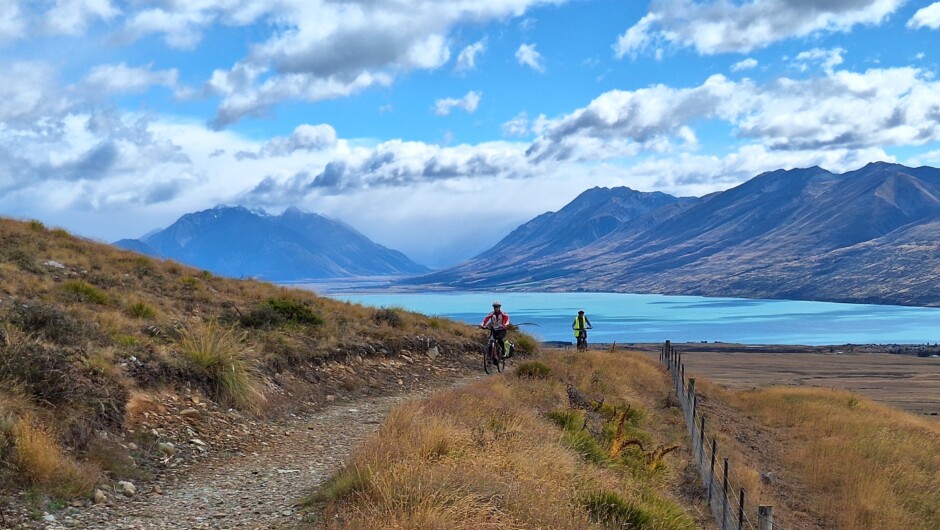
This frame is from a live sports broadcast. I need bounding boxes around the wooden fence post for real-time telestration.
[758,506,774,530]
[708,438,717,502]
[699,415,706,461]
[721,458,730,529]
[738,488,745,530]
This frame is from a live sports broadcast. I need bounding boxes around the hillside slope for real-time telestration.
[408,163,940,306]
[0,217,488,520]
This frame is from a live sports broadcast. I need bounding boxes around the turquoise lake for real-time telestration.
[297,288,940,346]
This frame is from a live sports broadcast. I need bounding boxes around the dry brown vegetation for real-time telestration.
[672,349,940,529]
[303,350,704,529]
[0,217,491,506]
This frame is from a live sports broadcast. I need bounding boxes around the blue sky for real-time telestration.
[2,1,940,267]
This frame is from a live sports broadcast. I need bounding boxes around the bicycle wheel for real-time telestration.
[484,343,493,374]
[495,344,505,373]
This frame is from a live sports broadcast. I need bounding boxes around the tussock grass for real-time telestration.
[177,320,264,411]
[304,350,698,529]
[9,415,98,499]
[732,387,940,530]
[61,280,110,305]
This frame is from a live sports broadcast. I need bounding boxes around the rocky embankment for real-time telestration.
[2,348,482,529]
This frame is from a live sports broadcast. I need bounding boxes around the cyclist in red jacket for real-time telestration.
[480,300,510,356]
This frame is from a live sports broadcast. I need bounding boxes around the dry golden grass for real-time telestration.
[733,387,940,530]
[9,415,99,499]
[177,320,265,411]
[304,350,699,529]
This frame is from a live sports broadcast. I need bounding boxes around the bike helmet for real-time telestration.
[492,300,501,307]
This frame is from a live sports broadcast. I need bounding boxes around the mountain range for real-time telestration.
[113,162,940,307]
[115,206,428,281]
[404,162,940,307]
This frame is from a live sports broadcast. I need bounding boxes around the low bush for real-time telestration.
[373,307,405,328]
[177,320,264,411]
[512,332,539,355]
[582,490,652,528]
[11,415,99,499]
[61,281,109,305]
[241,297,323,329]
[126,300,156,319]
[8,304,88,345]
[515,360,552,379]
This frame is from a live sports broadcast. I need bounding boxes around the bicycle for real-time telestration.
[576,329,589,351]
[483,329,506,374]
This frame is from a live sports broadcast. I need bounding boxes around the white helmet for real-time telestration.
[492,300,502,307]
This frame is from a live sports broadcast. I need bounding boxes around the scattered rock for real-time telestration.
[117,481,137,497]
[127,442,138,451]
[158,442,176,455]
[179,408,202,420]
[94,489,107,504]
[151,485,162,495]
[326,395,336,402]
[44,260,66,269]
[760,471,777,484]
[426,346,440,360]
[43,514,56,523]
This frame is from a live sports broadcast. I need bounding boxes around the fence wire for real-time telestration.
[661,343,786,530]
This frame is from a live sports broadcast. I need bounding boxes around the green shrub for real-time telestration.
[515,361,552,379]
[304,465,370,505]
[126,301,156,319]
[373,307,405,328]
[198,270,213,281]
[9,304,88,346]
[512,332,539,355]
[241,297,323,329]
[581,491,652,529]
[61,281,109,305]
[27,220,45,232]
[177,320,263,411]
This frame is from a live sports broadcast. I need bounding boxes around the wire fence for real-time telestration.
[660,341,785,530]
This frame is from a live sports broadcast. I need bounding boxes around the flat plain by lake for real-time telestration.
[654,345,940,418]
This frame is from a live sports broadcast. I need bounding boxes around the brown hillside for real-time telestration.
[0,217,499,517]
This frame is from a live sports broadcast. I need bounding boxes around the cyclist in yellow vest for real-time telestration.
[573,310,592,351]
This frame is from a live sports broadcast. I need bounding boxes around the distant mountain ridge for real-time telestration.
[404,162,940,307]
[115,206,428,281]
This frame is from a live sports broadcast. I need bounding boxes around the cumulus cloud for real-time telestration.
[456,39,487,71]
[236,124,338,159]
[81,63,179,94]
[502,112,530,137]
[731,58,758,72]
[615,0,904,57]
[527,65,940,162]
[516,43,546,72]
[44,0,120,36]
[0,2,27,42]
[191,0,562,126]
[794,47,845,73]
[0,61,72,126]
[908,2,940,29]
[434,91,481,116]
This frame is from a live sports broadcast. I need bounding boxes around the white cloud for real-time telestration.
[44,0,120,36]
[81,63,179,94]
[456,39,487,71]
[0,2,26,42]
[434,91,481,116]
[794,47,845,73]
[0,61,72,125]
[516,43,545,72]
[200,0,562,126]
[908,2,940,29]
[502,112,530,137]
[731,58,758,72]
[615,0,904,57]
[527,65,940,162]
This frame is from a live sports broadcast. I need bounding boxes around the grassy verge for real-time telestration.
[732,387,940,530]
[302,349,700,529]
